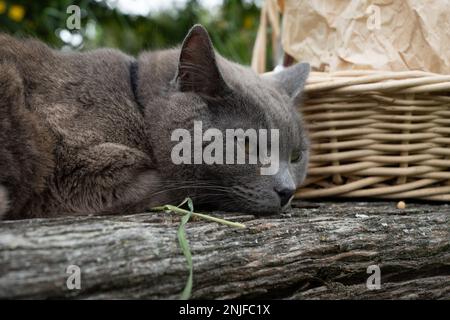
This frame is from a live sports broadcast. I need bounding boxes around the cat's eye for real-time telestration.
[290,150,302,163]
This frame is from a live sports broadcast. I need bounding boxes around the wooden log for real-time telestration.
[0,201,449,299]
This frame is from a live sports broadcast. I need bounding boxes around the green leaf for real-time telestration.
[177,198,194,300]
[186,197,194,213]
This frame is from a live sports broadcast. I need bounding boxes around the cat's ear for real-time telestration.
[176,24,228,97]
[263,62,310,102]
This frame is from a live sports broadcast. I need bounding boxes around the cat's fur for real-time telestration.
[0,25,310,220]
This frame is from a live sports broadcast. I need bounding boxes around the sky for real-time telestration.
[102,0,226,16]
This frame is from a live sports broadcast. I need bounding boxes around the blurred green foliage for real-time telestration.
[0,0,262,65]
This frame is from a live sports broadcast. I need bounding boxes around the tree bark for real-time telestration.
[0,201,449,299]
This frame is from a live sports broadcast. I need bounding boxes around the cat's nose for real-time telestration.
[275,187,295,207]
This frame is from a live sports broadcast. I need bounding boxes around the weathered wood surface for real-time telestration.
[0,201,449,299]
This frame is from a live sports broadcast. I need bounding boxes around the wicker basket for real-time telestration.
[295,70,450,201]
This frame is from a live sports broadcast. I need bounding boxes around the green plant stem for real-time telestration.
[177,210,193,300]
[151,205,246,229]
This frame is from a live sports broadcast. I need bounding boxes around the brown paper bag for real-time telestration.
[281,0,450,73]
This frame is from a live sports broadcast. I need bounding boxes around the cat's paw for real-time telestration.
[0,185,9,220]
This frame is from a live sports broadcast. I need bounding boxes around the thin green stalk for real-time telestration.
[151,205,246,229]
[177,203,193,300]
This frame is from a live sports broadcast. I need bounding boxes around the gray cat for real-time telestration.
[0,25,309,220]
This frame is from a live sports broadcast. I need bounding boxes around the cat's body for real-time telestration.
[0,25,310,220]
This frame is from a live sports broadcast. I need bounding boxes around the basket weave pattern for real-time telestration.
[295,70,450,201]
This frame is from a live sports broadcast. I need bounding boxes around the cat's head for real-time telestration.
[143,25,310,214]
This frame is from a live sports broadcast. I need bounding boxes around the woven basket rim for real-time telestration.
[306,70,450,94]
